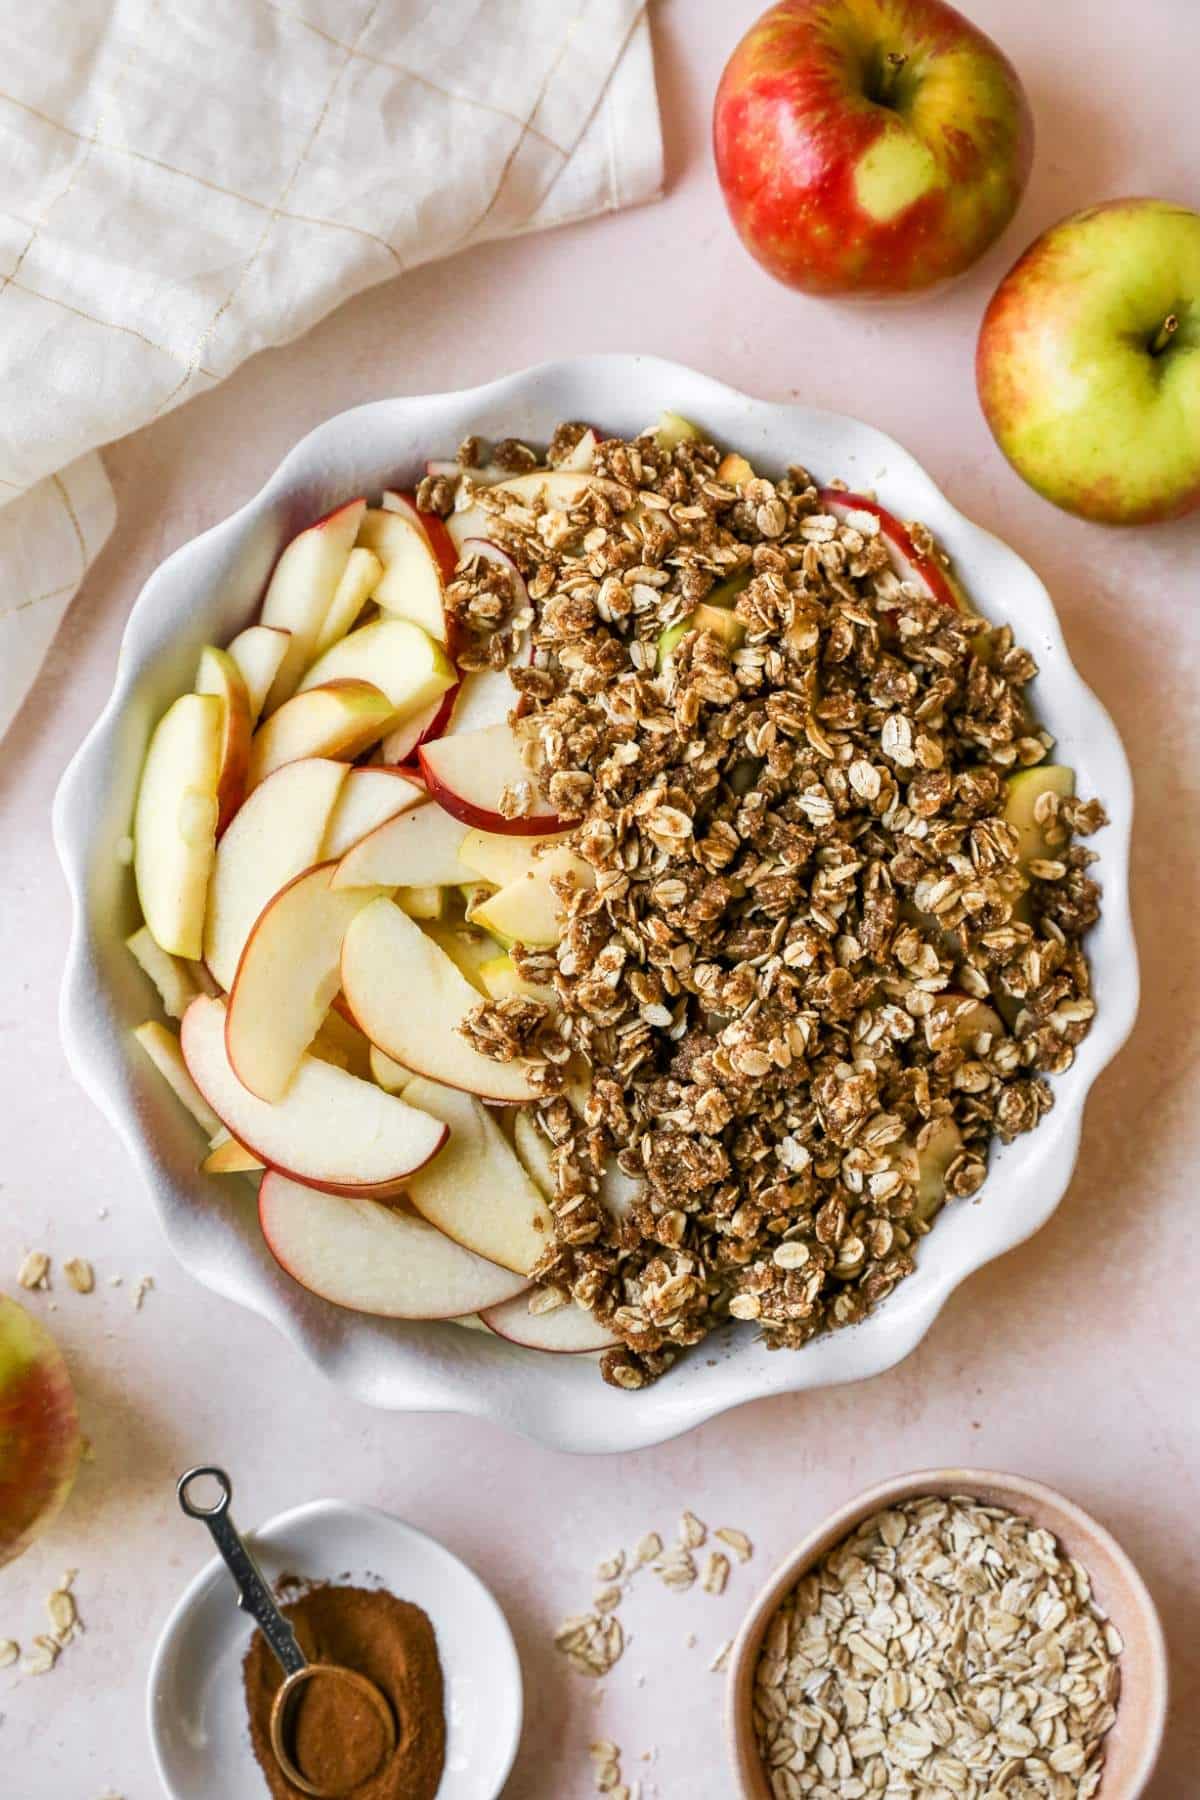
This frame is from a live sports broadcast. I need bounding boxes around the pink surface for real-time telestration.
[1,3,1197,1794]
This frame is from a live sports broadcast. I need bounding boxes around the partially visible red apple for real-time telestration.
[0,1295,81,1567]
[713,0,1032,298]
[977,198,1200,524]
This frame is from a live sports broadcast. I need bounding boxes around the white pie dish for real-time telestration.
[147,1497,522,1800]
[53,354,1137,1455]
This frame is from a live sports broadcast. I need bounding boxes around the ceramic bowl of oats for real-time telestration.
[725,1468,1167,1799]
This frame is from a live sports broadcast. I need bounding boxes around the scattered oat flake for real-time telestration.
[709,1638,733,1673]
[679,1509,706,1548]
[0,1639,18,1668]
[702,1550,730,1595]
[595,1551,625,1582]
[633,1531,661,1566]
[714,1526,753,1562]
[64,1257,95,1294]
[17,1250,50,1290]
[652,1545,696,1591]
[593,1584,622,1614]
[133,1274,154,1310]
[22,1635,60,1675]
[47,1588,77,1640]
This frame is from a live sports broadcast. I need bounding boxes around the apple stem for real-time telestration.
[875,51,908,106]
[1150,314,1179,356]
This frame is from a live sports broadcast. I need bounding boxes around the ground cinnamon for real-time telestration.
[243,1584,445,1800]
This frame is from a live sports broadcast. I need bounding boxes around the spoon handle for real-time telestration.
[178,1466,307,1678]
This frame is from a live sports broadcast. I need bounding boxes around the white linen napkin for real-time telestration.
[0,0,663,739]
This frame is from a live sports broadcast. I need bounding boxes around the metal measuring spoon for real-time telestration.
[177,1467,396,1798]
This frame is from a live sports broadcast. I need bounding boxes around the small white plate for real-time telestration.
[146,1498,522,1800]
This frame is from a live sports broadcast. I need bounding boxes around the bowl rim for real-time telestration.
[146,1494,524,1800]
[723,1466,1169,1800]
[52,353,1140,1453]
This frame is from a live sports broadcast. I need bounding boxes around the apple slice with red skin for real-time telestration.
[246,679,393,792]
[0,1295,82,1568]
[480,1291,619,1354]
[258,1171,527,1319]
[226,863,388,1102]
[319,766,425,858]
[333,799,472,890]
[380,490,458,585]
[195,645,252,834]
[402,1075,553,1275]
[340,897,541,1103]
[296,618,456,726]
[380,685,458,767]
[261,497,366,713]
[817,490,961,611]
[419,721,566,836]
[181,995,446,1198]
[204,757,348,991]
[227,625,290,727]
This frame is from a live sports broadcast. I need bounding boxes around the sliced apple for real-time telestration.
[134,692,224,959]
[310,546,382,659]
[817,490,961,613]
[396,884,445,921]
[716,450,754,486]
[333,801,471,891]
[341,898,541,1103]
[259,1172,527,1319]
[203,757,349,991]
[425,921,504,992]
[657,600,746,671]
[481,1291,618,1354]
[202,1132,264,1174]
[1003,765,1075,869]
[513,1108,556,1196]
[369,1045,411,1093]
[227,625,290,727]
[181,995,446,1197]
[125,925,202,1020]
[648,410,704,452]
[471,867,587,949]
[911,1117,965,1225]
[379,490,458,584]
[419,722,564,836]
[558,428,598,474]
[297,619,455,734]
[261,498,366,711]
[402,1076,553,1274]
[923,994,1006,1053]
[246,679,393,792]
[226,863,388,1101]
[380,686,457,766]
[133,1019,222,1137]
[459,828,584,887]
[446,667,518,737]
[356,508,447,642]
[194,645,252,834]
[319,767,425,858]
[479,953,557,1010]
[309,1008,374,1081]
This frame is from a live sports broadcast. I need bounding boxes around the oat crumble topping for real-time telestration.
[436,427,1106,1388]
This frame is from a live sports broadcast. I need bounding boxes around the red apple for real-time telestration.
[713,0,1032,298]
[818,490,960,608]
[0,1295,81,1567]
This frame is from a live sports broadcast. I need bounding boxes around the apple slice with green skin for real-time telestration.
[380,685,458,767]
[471,866,589,949]
[134,693,223,959]
[332,800,471,890]
[203,757,349,991]
[125,925,202,1020]
[481,1292,619,1355]
[202,1132,263,1175]
[182,995,446,1197]
[419,722,565,836]
[261,498,366,713]
[0,1296,81,1568]
[1003,765,1075,868]
[134,1019,222,1137]
[818,490,962,612]
[227,625,290,727]
[310,546,383,659]
[319,766,425,859]
[657,600,747,670]
[446,470,623,551]
[246,679,393,792]
[355,508,447,642]
[194,646,252,834]
[297,618,456,730]
[479,953,557,1010]
[226,863,388,1102]
[258,1172,527,1319]
[340,897,541,1103]
[648,411,704,452]
[402,1075,553,1274]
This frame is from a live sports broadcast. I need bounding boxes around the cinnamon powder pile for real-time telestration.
[243,1584,445,1800]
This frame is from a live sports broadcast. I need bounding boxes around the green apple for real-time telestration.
[0,1296,81,1567]
[977,199,1200,524]
[657,600,747,669]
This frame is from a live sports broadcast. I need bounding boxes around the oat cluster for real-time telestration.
[428,427,1106,1388]
[753,1497,1121,1799]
